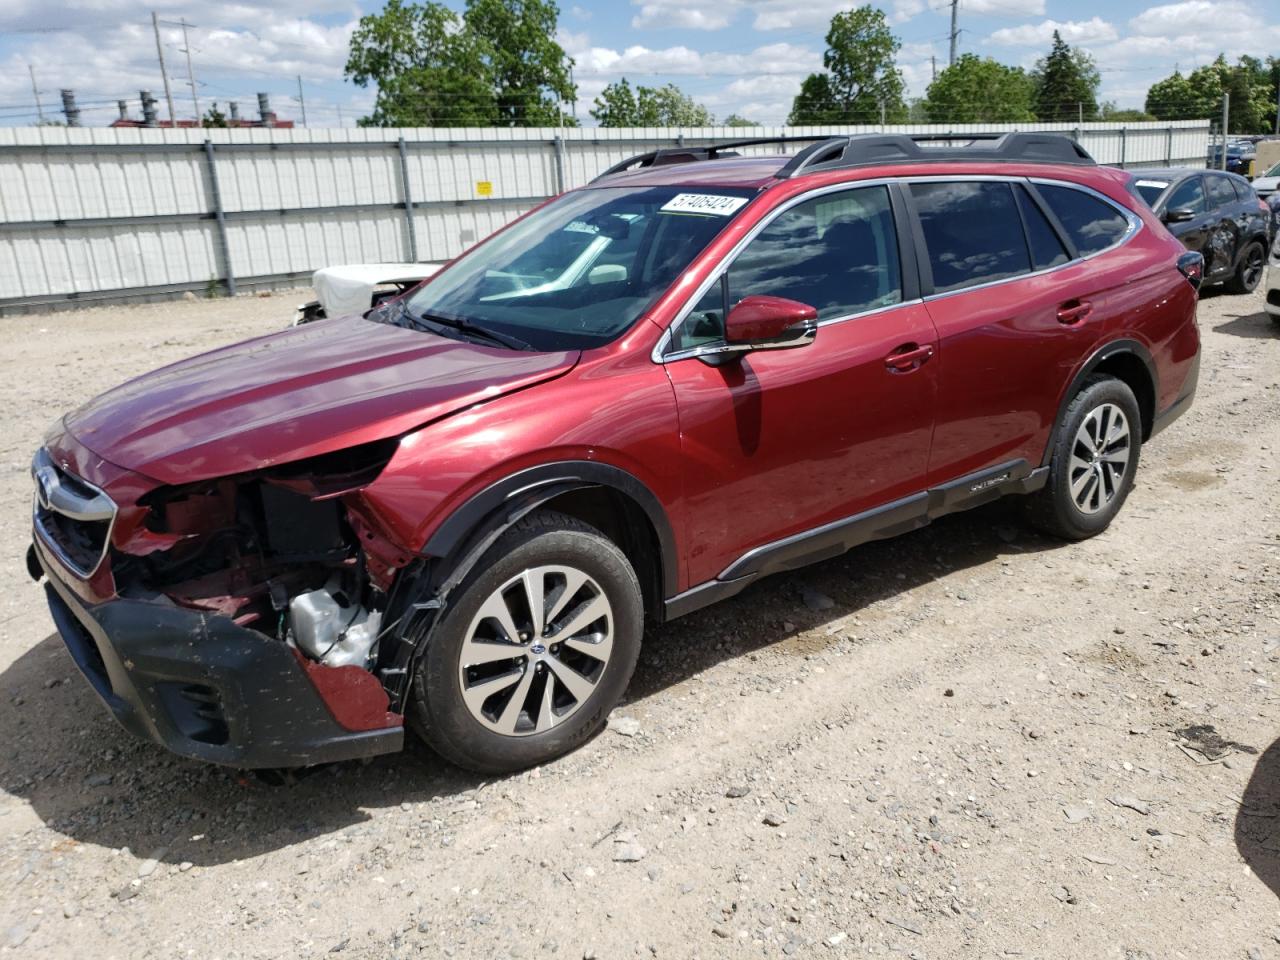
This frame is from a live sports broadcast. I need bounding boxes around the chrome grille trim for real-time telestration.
[31,448,117,578]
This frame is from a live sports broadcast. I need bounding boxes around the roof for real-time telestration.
[1132,167,1243,182]
[588,155,789,189]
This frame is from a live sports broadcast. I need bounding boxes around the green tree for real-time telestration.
[1031,30,1099,122]
[788,6,906,124]
[591,79,714,126]
[722,113,758,127]
[1144,71,1202,120]
[590,78,639,126]
[463,0,576,126]
[1099,102,1156,122]
[1145,55,1280,133]
[201,102,228,128]
[922,54,1036,123]
[345,0,496,125]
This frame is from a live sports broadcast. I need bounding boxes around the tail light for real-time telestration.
[1177,251,1204,290]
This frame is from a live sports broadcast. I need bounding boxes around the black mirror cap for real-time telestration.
[1163,206,1196,224]
[1177,251,1204,291]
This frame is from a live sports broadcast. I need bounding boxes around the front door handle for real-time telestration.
[884,342,934,372]
[1057,300,1093,325]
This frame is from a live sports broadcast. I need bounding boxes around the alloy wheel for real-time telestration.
[1243,246,1265,290]
[1068,402,1132,515]
[457,565,613,737]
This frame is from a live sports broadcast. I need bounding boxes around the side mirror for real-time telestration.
[724,295,818,349]
[587,263,627,285]
[1163,206,1195,223]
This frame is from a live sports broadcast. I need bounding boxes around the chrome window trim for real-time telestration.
[653,173,1143,363]
[31,448,117,579]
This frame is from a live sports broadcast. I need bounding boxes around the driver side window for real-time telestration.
[670,185,902,353]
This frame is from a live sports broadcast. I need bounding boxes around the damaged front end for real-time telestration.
[121,440,401,657]
[31,437,414,767]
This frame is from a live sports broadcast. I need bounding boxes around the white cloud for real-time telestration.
[748,0,925,31]
[562,36,821,79]
[988,17,1118,46]
[962,0,1046,15]
[631,0,739,30]
[1128,0,1253,36]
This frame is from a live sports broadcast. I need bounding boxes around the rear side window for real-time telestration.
[910,181,1030,293]
[1207,175,1237,208]
[1230,178,1253,202]
[1014,186,1069,270]
[1163,177,1206,216]
[1035,184,1131,256]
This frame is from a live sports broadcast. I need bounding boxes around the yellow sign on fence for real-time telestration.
[475,180,493,198]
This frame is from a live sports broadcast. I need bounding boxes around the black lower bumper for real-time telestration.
[35,542,403,769]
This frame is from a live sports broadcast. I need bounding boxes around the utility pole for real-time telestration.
[28,64,44,123]
[948,0,959,66]
[1274,74,1279,135]
[931,55,937,82]
[296,74,307,127]
[1078,101,1083,126]
[336,104,343,128]
[152,12,177,125]
[178,17,199,122]
[1220,92,1229,170]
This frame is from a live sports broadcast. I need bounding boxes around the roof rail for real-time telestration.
[591,131,1095,184]
[591,135,857,182]
[775,132,1095,178]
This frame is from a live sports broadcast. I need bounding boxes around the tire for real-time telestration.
[408,510,643,774]
[1225,242,1265,294]
[1024,375,1142,541]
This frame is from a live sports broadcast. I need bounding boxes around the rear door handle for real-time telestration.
[884,343,934,372]
[1057,300,1093,325]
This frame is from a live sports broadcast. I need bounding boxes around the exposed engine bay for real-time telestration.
[113,441,404,676]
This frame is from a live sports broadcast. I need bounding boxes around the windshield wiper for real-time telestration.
[401,304,535,352]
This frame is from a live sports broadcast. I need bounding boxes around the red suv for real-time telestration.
[28,134,1202,774]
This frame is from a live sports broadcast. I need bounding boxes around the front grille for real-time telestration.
[31,448,116,577]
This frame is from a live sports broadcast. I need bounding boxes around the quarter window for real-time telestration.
[1206,175,1237,208]
[671,185,903,352]
[1162,177,1206,217]
[911,181,1031,293]
[1035,183,1132,256]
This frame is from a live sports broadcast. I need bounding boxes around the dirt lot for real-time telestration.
[0,286,1277,959]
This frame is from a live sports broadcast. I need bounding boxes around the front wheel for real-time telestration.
[408,511,643,774]
[1024,375,1142,541]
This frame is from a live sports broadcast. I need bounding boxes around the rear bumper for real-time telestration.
[34,539,403,769]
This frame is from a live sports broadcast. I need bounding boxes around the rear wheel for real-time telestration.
[1024,376,1141,541]
[409,511,642,774]
[1225,242,1265,294]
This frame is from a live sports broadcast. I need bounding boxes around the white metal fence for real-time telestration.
[0,120,1212,312]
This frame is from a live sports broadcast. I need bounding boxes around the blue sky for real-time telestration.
[1,0,1277,127]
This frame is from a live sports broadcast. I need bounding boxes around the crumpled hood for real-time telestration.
[65,316,578,486]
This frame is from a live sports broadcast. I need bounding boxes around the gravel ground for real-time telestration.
[0,286,1277,959]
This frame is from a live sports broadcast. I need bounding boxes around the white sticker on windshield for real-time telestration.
[1136,180,1169,189]
[564,220,600,234]
[660,193,749,216]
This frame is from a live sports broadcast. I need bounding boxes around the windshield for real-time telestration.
[1132,178,1170,207]
[399,184,757,351]
[1266,161,1280,178]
